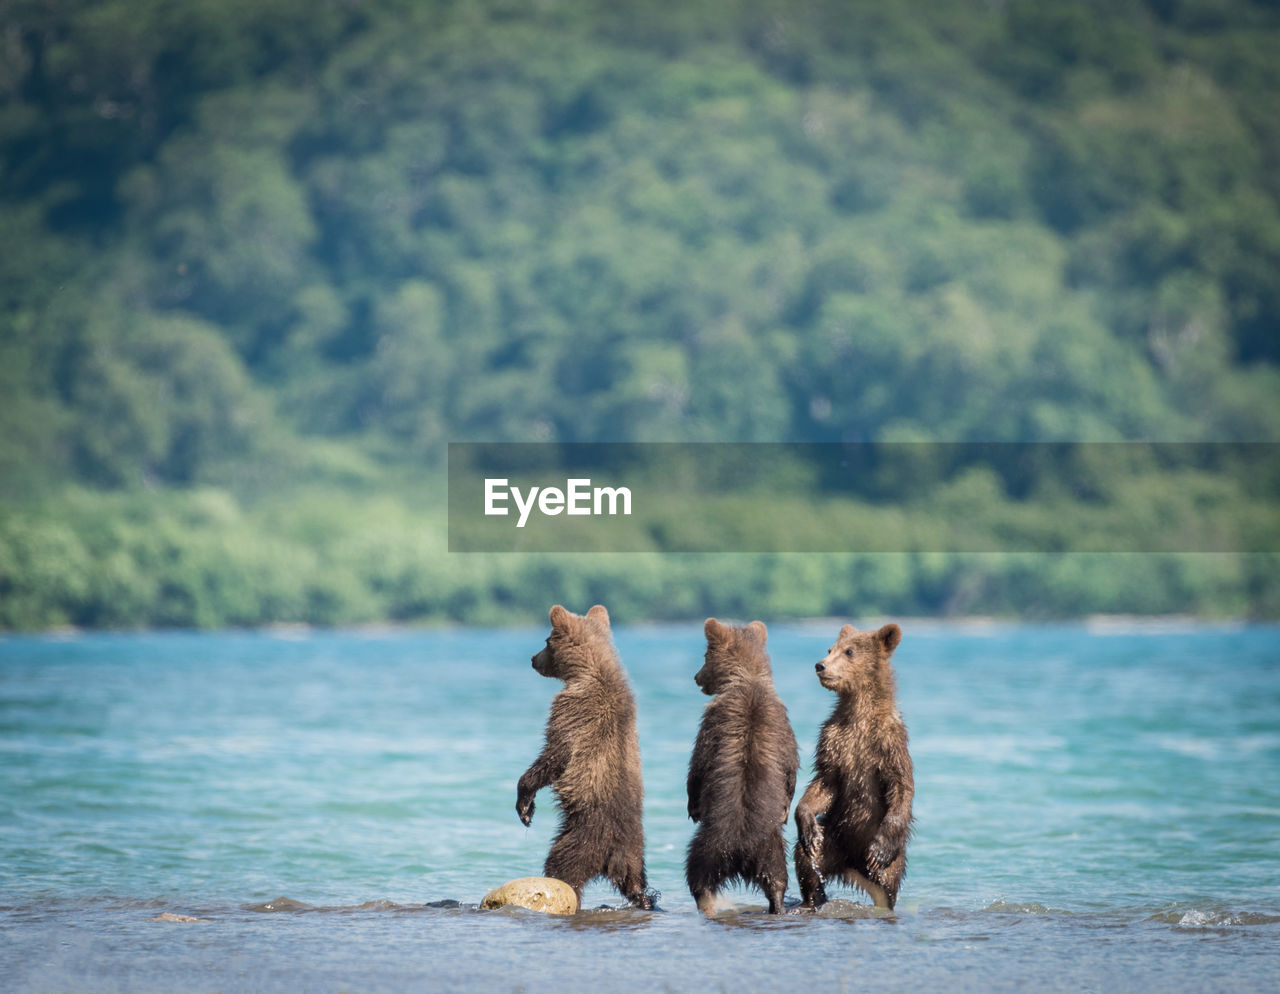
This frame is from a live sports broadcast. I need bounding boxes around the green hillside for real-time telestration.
[2,0,1278,628]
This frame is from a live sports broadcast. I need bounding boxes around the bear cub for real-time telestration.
[516,604,653,909]
[686,618,799,915]
[794,622,914,911]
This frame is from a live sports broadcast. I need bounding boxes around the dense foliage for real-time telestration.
[2,0,1278,626]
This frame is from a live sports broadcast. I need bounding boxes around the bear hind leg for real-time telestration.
[844,868,892,910]
[756,831,789,914]
[608,844,652,910]
[870,855,904,911]
[793,837,827,910]
[686,832,728,916]
[544,830,596,904]
[757,871,786,915]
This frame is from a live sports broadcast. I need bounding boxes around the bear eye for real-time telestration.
[845,648,853,658]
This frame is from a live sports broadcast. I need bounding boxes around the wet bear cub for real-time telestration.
[686,619,799,915]
[794,623,913,910]
[516,604,653,909]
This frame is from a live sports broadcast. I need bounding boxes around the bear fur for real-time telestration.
[516,604,653,909]
[794,622,914,911]
[686,618,799,915]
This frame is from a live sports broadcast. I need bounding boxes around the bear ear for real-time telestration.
[549,604,571,629]
[586,604,610,628]
[747,620,768,644]
[704,618,730,643]
[839,624,858,639]
[877,623,902,653]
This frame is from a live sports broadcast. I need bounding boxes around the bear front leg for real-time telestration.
[515,767,542,826]
[686,721,715,823]
[865,837,906,910]
[866,827,906,885]
[794,778,831,857]
[686,763,704,823]
[516,738,569,826]
[794,779,832,909]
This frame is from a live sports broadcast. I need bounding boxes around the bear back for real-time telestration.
[538,604,642,813]
[690,618,799,834]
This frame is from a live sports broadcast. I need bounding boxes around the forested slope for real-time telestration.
[2,0,1278,627]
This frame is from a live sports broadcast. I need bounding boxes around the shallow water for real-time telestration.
[2,621,1278,991]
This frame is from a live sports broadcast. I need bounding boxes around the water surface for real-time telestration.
[2,621,1277,991]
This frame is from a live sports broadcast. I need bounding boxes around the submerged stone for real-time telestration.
[248,896,313,913]
[815,899,891,919]
[481,877,578,915]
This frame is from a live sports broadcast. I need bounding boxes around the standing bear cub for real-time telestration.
[517,604,653,909]
[794,623,914,911]
[686,619,799,915]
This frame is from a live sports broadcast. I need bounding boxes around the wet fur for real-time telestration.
[794,623,914,911]
[516,604,652,909]
[686,619,799,915]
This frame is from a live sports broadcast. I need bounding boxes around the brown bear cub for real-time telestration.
[794,623,914,911]
[686,619,799,915]
[516,604,654,909]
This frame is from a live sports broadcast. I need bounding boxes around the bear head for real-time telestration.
[695,618,770,695]
[814,622,902,697]
[532,603,612,680]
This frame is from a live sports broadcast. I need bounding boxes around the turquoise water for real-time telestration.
[3,621,1278,991]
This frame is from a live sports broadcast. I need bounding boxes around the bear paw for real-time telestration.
[866,837,898,875]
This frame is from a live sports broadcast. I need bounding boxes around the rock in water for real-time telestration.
[481,877,578,915]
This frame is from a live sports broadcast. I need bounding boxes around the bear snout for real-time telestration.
[815,662,826,673]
